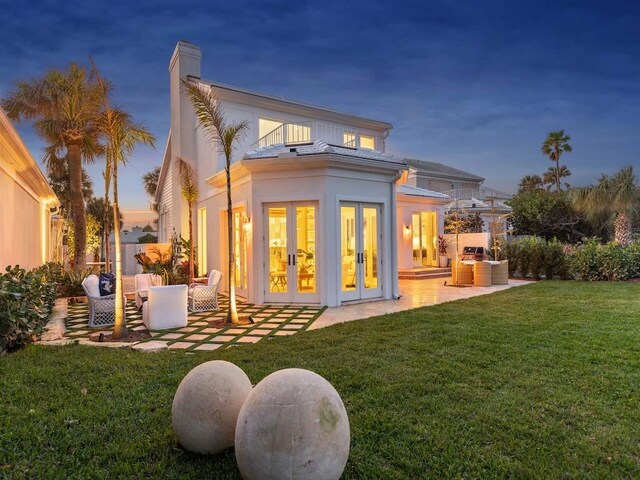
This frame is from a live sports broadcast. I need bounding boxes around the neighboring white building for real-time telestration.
[157,42,451,307]
[0,108,59,270]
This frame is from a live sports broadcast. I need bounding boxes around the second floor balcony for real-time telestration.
[255,120,379,151]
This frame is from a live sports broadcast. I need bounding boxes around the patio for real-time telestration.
[65,295,325,351]
[62,276,528,351]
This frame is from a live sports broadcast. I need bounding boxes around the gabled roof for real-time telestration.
[405,158,485,183]
[245,140,404,165]
[397,184,450,200]
[194,77,393,132]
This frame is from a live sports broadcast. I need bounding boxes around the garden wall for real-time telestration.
[443,233,490,258]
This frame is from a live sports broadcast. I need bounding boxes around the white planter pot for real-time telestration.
[439,256,449,268]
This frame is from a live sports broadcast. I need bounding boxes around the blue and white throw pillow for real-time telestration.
[99,273,116,296]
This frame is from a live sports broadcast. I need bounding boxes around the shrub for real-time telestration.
[0,265,57,354]
[544,239,569,280]
[505,241,520,277]
[570,238,605,281]
[569,239,640,281]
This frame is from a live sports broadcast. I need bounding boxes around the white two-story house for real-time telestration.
[156,41,450,307]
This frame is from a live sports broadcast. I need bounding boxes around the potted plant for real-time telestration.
[437,235,449,268]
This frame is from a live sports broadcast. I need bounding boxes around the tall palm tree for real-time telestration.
[573,166,639,245]
[182,78,248,325]
[98,106,155,338]
[177,157,199,284]
[48,164,94,218]
[2,63,105,271]
[543,166,571,191]
[518,174,544,193]
[541,130,572,193]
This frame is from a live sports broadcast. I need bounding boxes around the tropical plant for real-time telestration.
[2,63,106,271]
[573,166,640,246]
[177,157,199,284]
[97,100,155,339]
[543,166,571,191]
[518,174,544,193]
[437,235,448,255]
[86,197,122,266]
[182,79,249,325]
[541,130,572,193]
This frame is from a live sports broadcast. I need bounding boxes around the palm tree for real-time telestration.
[518,174,544,193]
[573,166,639,245]
[182,79,248,325]
[177,157,199,284]
[2,63,106,271]
[98,106,155,339]
[541,130,572,193]
[143,166,161,211]
[48,164,94,218]
[542,166,571,191]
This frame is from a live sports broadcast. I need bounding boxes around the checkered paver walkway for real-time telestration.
[65,295,325,351]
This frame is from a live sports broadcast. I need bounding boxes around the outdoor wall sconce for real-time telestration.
[403,224,412,239]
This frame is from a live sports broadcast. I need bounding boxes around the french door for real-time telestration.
[264,202,319,304]
[411,211,438,267]
[232,209,249,298]
[340,203,382,302]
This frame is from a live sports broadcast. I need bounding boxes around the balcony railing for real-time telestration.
[441,187,480,200]
[256,122,312,148]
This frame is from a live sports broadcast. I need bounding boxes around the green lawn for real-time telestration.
[2,281,640,479]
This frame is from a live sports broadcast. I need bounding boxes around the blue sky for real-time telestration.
[1,0,639,208]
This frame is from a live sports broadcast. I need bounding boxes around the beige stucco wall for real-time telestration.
[0,108,59,270]
[0,167,51,270]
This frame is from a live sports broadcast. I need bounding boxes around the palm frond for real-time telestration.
[177,157,199,203]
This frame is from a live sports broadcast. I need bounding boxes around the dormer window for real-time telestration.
[343,131,356,147]
[360,134,375,150]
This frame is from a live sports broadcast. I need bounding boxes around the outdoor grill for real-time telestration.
[461,246,486,261]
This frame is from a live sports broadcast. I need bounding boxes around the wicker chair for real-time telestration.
[81,275,126,327]
[491,260,509,285]
[188,270,223,312]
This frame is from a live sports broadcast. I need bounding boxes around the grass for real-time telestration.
[1,281,640,479]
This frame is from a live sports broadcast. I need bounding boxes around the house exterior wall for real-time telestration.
[0,109,58,270]
[414,176,481,197]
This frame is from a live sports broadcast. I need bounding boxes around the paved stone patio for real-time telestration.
[65,295,325,351]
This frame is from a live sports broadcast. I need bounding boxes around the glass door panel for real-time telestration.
[267,207,288,294]
[362,207,379,290]
[411,213,421,266]
[296,206,316,295]
[340,206,357,293]
[232,210,248,295]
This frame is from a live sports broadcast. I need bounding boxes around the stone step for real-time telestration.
[398,268,452,280]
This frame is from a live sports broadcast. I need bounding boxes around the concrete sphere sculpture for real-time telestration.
[235,368,350,480]
[172,360,252,454]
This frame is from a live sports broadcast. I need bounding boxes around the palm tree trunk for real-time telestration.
[103,174,111,272]
[226,164,239,325]
[112,161,127,339]
[188,202,195,284]
[614,212,632,246]
[68,143,87,271]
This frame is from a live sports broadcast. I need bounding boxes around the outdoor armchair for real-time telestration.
[188,270,223,312]
[142,285,188,330]
[81,274,126,327]
[134,273,163,309]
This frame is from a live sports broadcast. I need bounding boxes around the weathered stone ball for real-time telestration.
[235,368,350,480]
[172,360,252,454]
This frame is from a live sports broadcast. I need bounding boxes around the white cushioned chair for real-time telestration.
[134,273,163,309]
[188,270,223,312]
[81,274,126,327]
[142,285,188,330]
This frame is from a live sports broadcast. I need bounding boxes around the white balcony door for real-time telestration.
[340,203,383,302]
[264,202,319,304]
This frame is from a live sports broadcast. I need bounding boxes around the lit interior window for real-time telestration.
[343,131,356,147]
[360,134,375,150]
